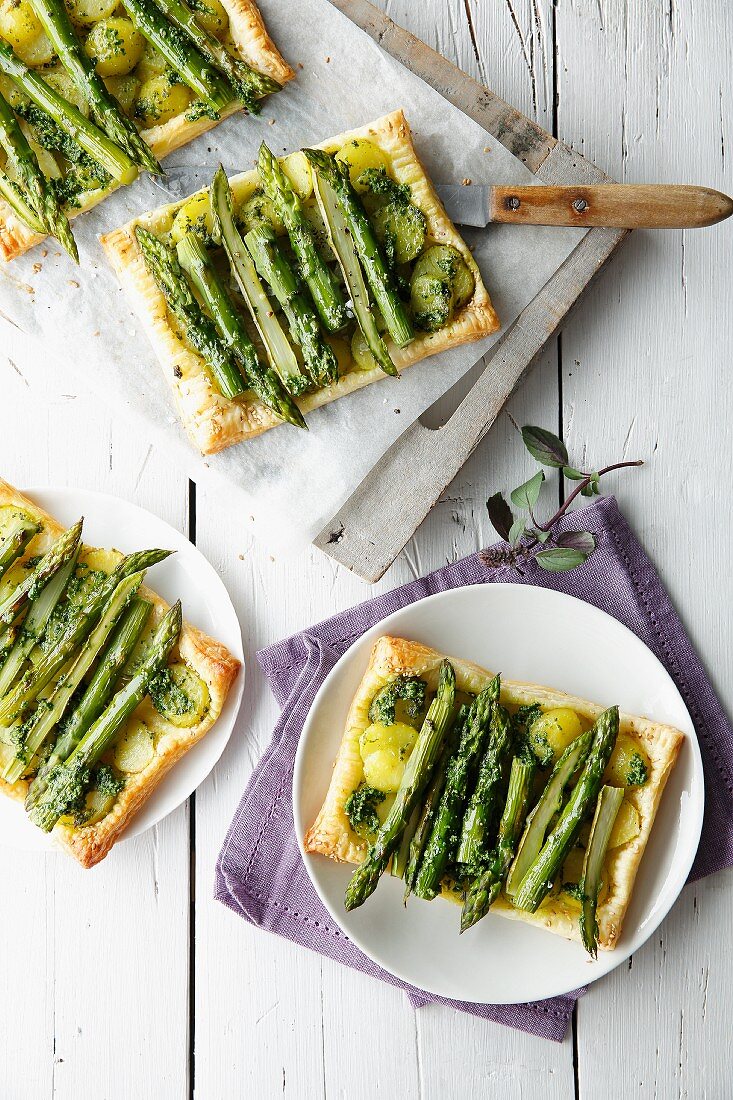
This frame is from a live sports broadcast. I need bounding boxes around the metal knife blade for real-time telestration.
[433,183,492,227]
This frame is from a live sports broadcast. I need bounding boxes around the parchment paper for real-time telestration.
[0,0,586,552]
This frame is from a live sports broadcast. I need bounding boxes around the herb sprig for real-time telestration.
[482,426,642,573]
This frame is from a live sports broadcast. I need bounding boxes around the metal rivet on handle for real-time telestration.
[504,196,521,210]
[572,197,589,212]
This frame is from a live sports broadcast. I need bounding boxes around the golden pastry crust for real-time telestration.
[304,635,684,951]
[0,0,294,262]
[101,108,501,455]
[0,478,241,866]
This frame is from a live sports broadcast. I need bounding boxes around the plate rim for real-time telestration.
[292,582,705,1005]
[0,483,245,852]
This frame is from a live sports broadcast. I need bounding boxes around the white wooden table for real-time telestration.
[1,2,731,1096]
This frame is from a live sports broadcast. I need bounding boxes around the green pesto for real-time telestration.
[95,763,124,799]
[368,674,427,726]
[625,752,648,787]
[149,665,195,718]
[344,783,385,837]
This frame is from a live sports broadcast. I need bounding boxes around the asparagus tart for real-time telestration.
[0,0,291,260]
[304,635,684,956]
[0,478,240,866]
[101,109,500,454]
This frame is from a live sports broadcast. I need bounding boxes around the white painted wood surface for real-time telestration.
[0,1,731,1096]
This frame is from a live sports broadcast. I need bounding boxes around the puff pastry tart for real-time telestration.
[0,0,292,261]
[0,479,240,867]
[101,109,500,455]
[305,635,684,953]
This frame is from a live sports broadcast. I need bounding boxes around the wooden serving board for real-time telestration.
[314,0,627,582]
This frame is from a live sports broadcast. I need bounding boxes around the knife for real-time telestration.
[433,183,733,229]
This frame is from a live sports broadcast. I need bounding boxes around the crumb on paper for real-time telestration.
[92,330,100,337]
[325,56,331,63]
[297,61,304,69]
[461,178,472,186]
[249,515,254,521]
[483,146,491,153]
[268,118,275,125]
[32,263,42,274]
[238,553,244,560]
[68,280,80,288]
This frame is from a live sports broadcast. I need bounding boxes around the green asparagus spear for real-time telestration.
[2,571,144,783]
[135,225,244,400]
[245,223,338,388]
[0,87,77,259]
[123,0,233,113]
[344,660,456,912]
[210,167,311,396]
[579,783,624,957]
[304,148,414,349]
[0,548,171,724]
[311,166,396,377]
[25,596,152,809]
[460,753,536,932]
[0,514,39,580]
[403,704,467,899]
[505,730,593,898]
[28,599,182,832]
[27,0,160,174]
[175,228,306,428]
[149,0,279,111]
[0,551,77,699]
[0,42,137,184]
[0,519,82,627]
[412,681,499,900]
[455,701,514,872]
[257,143,347,333]
[0,170,44,233]
[512,707,620,912]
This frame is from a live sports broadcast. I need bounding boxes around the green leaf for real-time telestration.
[522,426,569,468]
[486,492,514,542]
[535,547,589,572]
[534,528,552,544]
[563,466,586,481]
[510,470,545,511]
[557,530,596,553]
[509,517,527,546]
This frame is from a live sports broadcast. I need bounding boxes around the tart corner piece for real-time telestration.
[304,634,685,951]
[0,0,294,264]
[0,477,241,867]
[101,108,500,455]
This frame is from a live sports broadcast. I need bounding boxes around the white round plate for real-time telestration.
[0,486,244,853]
[293,584,704,1004]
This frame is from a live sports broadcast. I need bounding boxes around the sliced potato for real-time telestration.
[604,733,650,788]
[113,718,155,773]
[133,39,168,82]
[190,0,228,37]
[170,190,214,245]
[0,504,37,540]
[134,75,191,127]
[324,335,350,376]
[85,17,143,77]
[82,786,116,825]
[350,328,377,371]
[529,707,584,766]
[608,798,640,848]
[104,72,140,114]
[41,63,91,115]
[237,188,284,235]
[64,0,117,26]
[359,720,418,793]
[280,150,312,200]
[335,138,389,193]
[150,661,210,728]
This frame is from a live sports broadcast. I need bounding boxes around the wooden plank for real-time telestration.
[0,333,191,1100]
[556,0,733,1093]
[314,0,626,581]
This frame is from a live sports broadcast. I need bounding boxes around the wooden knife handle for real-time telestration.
[490,184,733,228]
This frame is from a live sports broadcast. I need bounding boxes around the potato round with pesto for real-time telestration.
[104,73,140,114]
[190,0,228,37]
[41,63,90,114]
[608,797,640,848]
[237,188,284,235]
[64,0,117,26]
[134,40,169,82]
[170,190,215,246]
[280,150,312,200]
[84,17,144,77]
[359,721,418,793]
[410,244,475,332]
[603,732,650,788]
[149,661,210,727]
[350,328,378,371]
[0,0,53,65]
[335,138,389,193]
[528,707,584,766]
[0,504,36,539]
[134,75,192,126]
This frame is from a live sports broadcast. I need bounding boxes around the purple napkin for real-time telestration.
[215,496,733,1041]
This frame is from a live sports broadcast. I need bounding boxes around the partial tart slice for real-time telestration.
[0,478,240,867]
[304,635,684,951]
[101,109,500,454]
